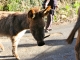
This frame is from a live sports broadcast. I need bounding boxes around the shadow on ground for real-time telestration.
[0,38,76,60]
[0,55,17,60]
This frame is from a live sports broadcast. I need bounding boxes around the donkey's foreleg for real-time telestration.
[11,36,20,60]
[75,29,80,60]
[11,30,26,59]
[75,38,80,60]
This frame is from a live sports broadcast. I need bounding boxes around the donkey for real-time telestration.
[0,6,51,59]
[66,7,80,60]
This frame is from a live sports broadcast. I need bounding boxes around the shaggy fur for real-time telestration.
[0,6,51,59]
[66,7,80,60]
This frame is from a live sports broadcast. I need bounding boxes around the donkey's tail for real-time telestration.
[66,7,80,44]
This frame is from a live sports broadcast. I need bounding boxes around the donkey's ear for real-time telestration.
[28,9,35,18]
[42,6,51,16]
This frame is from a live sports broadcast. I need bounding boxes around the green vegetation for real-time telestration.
[0,0,80,22]
[0,0,43,11]
[54,0,80,22]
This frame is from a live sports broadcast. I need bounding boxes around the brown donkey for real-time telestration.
[66,7,80,60]
[0,6,51,59]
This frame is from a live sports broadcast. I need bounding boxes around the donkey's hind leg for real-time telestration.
[0,43,4,51]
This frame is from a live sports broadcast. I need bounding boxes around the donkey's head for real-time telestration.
[28,6,51,46]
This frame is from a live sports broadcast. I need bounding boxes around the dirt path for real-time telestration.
[0,21,77,60]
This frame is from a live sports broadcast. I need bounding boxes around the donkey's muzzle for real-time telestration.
[37,41,45,46]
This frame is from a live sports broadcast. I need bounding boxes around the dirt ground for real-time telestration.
[0,21,77,60]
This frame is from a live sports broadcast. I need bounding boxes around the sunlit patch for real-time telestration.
[51,32,63,36]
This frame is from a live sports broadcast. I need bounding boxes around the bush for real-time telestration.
[0,0,80,22]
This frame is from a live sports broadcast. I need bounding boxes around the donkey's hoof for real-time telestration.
[0,47,4,51]
[13,54,20,60]
[16,56,20,60]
